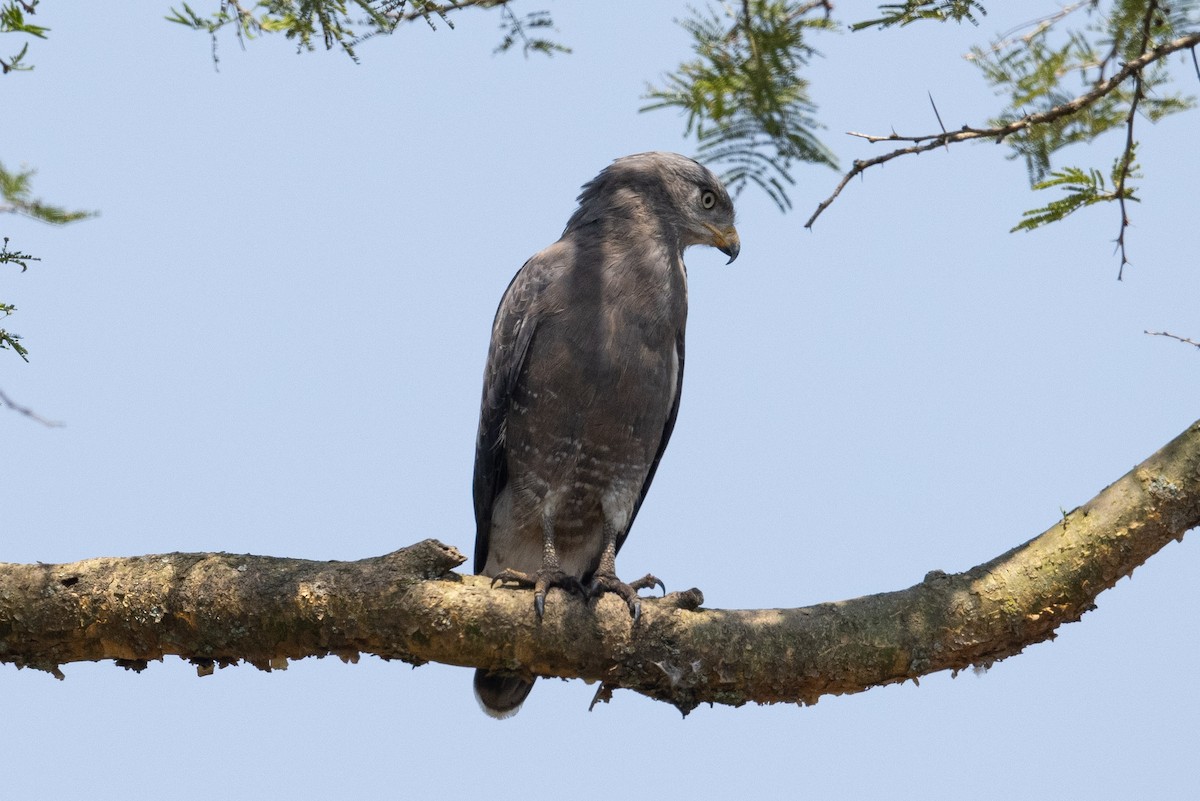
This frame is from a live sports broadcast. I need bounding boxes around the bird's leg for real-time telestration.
[490,512,586,618]
[588,520,665,624]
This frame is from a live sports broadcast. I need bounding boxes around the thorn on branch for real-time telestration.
[927,92,950,152]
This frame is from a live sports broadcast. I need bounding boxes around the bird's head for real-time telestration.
[566,152,740,264]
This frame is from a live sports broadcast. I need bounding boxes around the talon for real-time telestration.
[489,565,587,618]
[588,571,655,621]
[490,567,536,589]
[626,573,665,594]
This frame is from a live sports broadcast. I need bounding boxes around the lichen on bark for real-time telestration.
[2,420,1197,713]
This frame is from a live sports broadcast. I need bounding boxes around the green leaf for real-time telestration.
[642,1,838,211]
[1,237,36,361]
[1010,164,1138,233]
[493,8,570,57]
[967,2,1195,183]
[0,162,96,224]
[2,0,50,74]
[0,327,29,361]
[1,2,49,38]
[0,236,37,273]
[166,1,560,65]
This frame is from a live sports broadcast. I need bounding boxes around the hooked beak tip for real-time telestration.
[713,227,741,264]
[718,238,740,264]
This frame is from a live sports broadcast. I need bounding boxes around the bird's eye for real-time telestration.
[700,190,717,210]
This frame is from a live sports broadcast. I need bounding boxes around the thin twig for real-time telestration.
[805,31,1200,229]
[975,2,1091,57]
[0,388,64,427]
[1112,0,1160,280]
[790,0,834,20]
[1145,330,1200,350]
[388,0,511,24]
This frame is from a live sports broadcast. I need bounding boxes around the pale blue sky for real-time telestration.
[4,2,1198,798]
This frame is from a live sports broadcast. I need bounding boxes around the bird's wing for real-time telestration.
[617,326,685,555]
[472,254,555,573]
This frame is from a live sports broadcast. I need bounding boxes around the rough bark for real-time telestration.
[2,419,1197,713]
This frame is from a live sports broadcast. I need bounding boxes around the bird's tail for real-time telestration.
[473,669,535,719]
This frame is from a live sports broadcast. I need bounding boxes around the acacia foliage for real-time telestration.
[163,2,1199,234]
[2,2,1198,364]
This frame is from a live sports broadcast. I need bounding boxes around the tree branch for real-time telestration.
[1145,329,1200,349]
[2,418,1198,713]
[805,31,1200,229]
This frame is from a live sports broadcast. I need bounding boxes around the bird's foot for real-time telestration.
[491,567,587,619]
[589,572,665,624]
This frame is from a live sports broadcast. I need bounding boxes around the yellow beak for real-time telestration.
[708,225,741,264]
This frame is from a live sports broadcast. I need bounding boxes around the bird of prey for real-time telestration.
[471,151,740,718]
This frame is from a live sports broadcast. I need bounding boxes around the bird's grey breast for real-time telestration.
[493,236,686,574]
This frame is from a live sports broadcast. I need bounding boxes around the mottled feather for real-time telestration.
[471,152,738,717]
